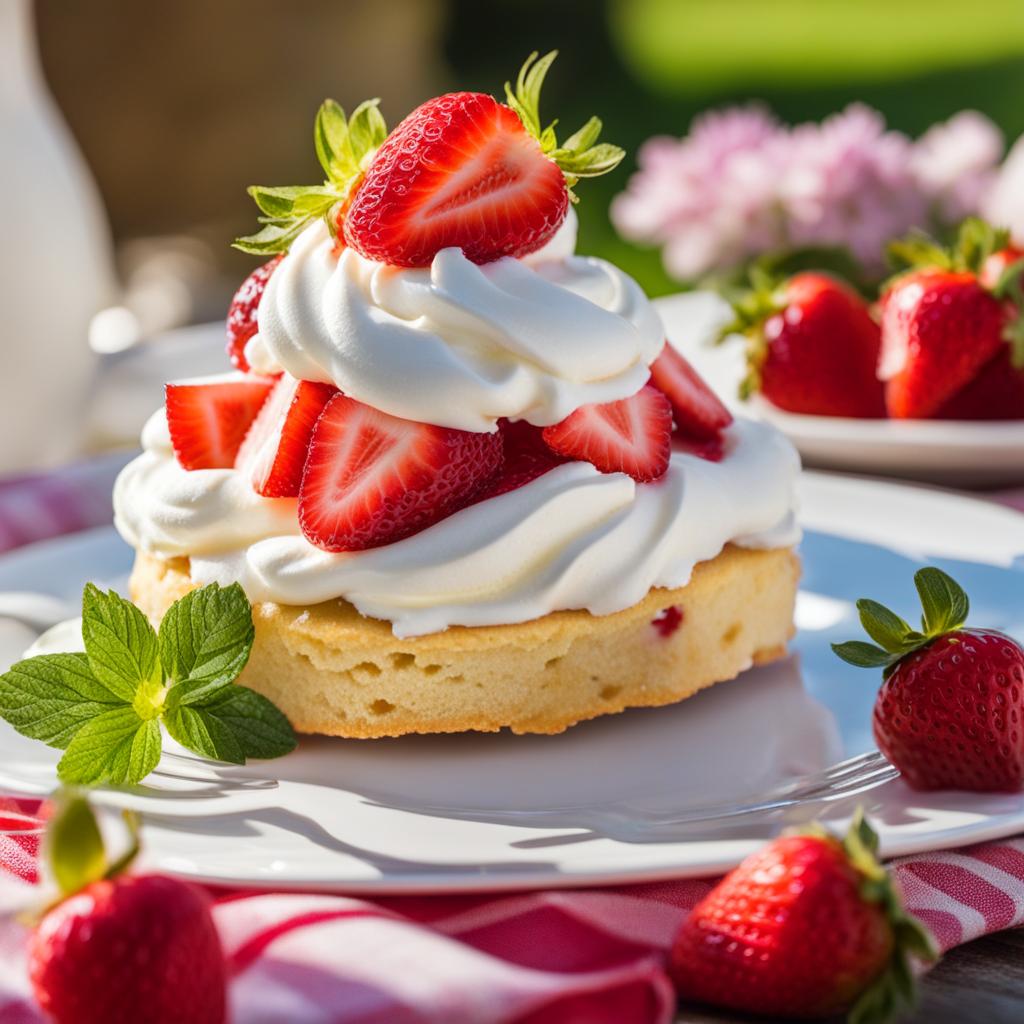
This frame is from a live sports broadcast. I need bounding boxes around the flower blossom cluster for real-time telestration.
[611,105,1004,280]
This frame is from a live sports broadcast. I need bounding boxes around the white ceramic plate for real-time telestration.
[0,475,1023,893]
[656,292,1024,486]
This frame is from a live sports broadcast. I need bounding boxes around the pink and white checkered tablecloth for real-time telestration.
[0,458,1022,1023]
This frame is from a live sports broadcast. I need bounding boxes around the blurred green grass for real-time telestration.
[445,0,1024,297]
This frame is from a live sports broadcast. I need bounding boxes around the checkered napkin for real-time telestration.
[0,457,1021,1023]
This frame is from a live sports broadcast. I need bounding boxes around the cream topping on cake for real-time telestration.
[114,412,800,638]
[243,210,665,432]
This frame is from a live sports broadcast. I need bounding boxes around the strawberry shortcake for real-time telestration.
[115,54,801,738]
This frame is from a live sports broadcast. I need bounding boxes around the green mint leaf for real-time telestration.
[163,704,244,765]
[81,584,160,702]
[201,685,297,760]
[831,641,896,669]
[0,653,124,749]
[45,792,108,898]
[856,598,916,653]
[159,582,254,707]
[56,706,159,787]
[914,567,969,636]
[315,99,357,182]
[348,98,387,166]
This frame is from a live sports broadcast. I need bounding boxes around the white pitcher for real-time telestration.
[0,0,116,473]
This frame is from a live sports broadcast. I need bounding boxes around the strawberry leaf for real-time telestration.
[831,641,897,670]
[45,792,108,899]
[914,567,969,636]
[348,99,388,167]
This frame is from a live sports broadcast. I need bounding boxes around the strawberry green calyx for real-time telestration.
[888,218,1024,369]
[234,98,388,255]
[799,811,938,1024]
[832,567,970,679]
[41,792,140,910]
[716,265,787,399]
[504,50,624,199]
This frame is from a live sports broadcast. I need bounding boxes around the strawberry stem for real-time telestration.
[504,51,625,196]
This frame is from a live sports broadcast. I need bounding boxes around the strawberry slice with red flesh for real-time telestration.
[299,395,504,551]
[648,343,733,441]
[472,420,567,502]
[343,92,569,267]
[226,256,282,372]
[235,377,338,496]
[166,377,274,471]
[542,385,672,483]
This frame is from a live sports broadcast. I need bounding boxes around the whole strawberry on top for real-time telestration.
[834,567,1024,792]
[880,219,1024,419]
[724,269,886,418]
[28,792,227,1024]
[671,811,935,1022]
[234,51,623,267]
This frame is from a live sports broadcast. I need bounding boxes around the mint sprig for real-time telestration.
[832,567,970,678]
[504,51,625,198]
[0,582,296,787]
[234,97,388,255]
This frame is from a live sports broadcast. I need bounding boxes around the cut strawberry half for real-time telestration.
[542,385,672,483]
[298,395,504,552]
[344,92,568,267]
[648,343,733,441]
[226,256,282,372]
[166,376,275,471]
[235,377,338,496]
[473,419,567,502]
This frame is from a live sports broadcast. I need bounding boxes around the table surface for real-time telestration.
[676,929,1024,1022]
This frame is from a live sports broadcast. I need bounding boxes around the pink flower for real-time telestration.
[612,104,1003,281]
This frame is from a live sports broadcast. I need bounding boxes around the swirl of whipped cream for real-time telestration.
[245,210,665,432]
[114,410,800,638]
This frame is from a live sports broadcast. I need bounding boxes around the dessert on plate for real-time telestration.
[114,54,802,738]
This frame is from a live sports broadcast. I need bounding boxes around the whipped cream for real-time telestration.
[244,210,665,432]
[115,411,800,638]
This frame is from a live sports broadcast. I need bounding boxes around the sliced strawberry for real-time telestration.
[166,376,274,471]
[298,395,503,551]
[675,434,726,463]
[648,343,733,440]
[235,377,338,496]
[473,420,567,502]
[344,92,568,267]
[226,256,282,372]
[542,386,672,483]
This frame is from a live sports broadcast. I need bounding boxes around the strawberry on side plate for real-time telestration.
[298,394,503,551]
[541,385,672,483]
[936,346,1024,420]
[880,220,1024,419]
[648,343,733,441]
[834,566,1024,792]
[236,375,338,496]
[225,256,282,371]
[343,51,623,267]
[726,271,885,418]
[671,812,935,1022]
[166,375,275,471]
[28,794,226,1024]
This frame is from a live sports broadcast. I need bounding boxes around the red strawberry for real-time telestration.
[27,795,226,1024]
[541,385,672,483]
[671,814,935,1021]
[226,256,282,372]
[473,419,567,501]
[674,434,725,463]
[166,376,274,471]
[730,272,885,418]
[298,395,503,551]
[343,92,568,267]
[936,346,1024,420]
[235,376,338,496]
[834,567,1024,791]
[343,53,622,267]
[879,269,1007,418]
[648,343,732,441]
